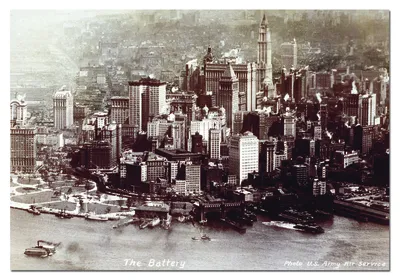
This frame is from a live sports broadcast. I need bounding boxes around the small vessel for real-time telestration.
[161,215,172,230]
[177,215,186,223]
[24,240,60,257]
[314,210,333,219]
[293,224,324,234]
[244,211,257,222]
[55,209,73,219]
[192,234,211,241]
[85,213,108,221]
[27,205,41,215]
[139,220,150,229]
[150,217,160,228]
[198,219,207,225]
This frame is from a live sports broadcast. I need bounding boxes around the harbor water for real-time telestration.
[10,209,389,271]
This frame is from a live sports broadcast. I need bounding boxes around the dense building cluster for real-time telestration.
[10,12,390,204]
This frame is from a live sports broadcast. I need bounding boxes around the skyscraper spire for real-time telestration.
[257,12,273,95]
[261,13,266,26]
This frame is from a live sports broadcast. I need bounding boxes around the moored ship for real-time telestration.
[293,224,324,234]
[278,209,315,224]
[55,209,73,219]
[27,205,41,215]
[85,213,109,221]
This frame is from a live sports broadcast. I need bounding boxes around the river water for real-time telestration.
[10,209,389,271]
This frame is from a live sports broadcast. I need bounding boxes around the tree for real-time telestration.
[105,206,111,214]
[67,188,72,195]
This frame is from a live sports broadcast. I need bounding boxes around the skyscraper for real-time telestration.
[184,162,201,194]
[256,13,273,94]
[10,96,27,127]
[229,131,259,185]
[260,140,275,173]
[283,113,296,137]
[97,122,122,168]
[128,77,167,132]
[203,50,257,110]
[360,93,376,126]
[209,128,221,160]
[110,96,129,125]
[10,127,37,173]
[281,39,298,69]
[53,87,73,130]
[218,63,239,130]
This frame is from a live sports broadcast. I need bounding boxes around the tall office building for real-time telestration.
[209,128,221,160]
[191,132,203,153]
[314,124,322,140]
[319,103,328,131]
[260,140,275,173]
[283,113,296,137]
[10,127,37,173]
[281,39,298,69]
[256,13,273,94]
[128,77,167,131]
[234,110,280,140]
[97,122,122,168]
[184,162,201,194]
[229,131,259,185]
[203,54,257,111]
[292,164,308,187]
[110,96,129,125]
[53,87,73,130]
[10,96,27,127]
[360,93,376,126]
[218,63,239,130]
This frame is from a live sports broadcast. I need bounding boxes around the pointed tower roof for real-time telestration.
[260,13,268,26]
[221,62,237,81]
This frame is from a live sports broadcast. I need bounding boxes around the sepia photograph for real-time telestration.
[8,6,390,271]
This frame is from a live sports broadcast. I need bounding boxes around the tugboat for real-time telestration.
[24,240,60,257]
[27,205,41,215]
[293,224,324,234]
[55,209,73,219]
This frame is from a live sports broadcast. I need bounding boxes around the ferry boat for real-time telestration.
[24,240,60,257]
[27,205,41,215]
